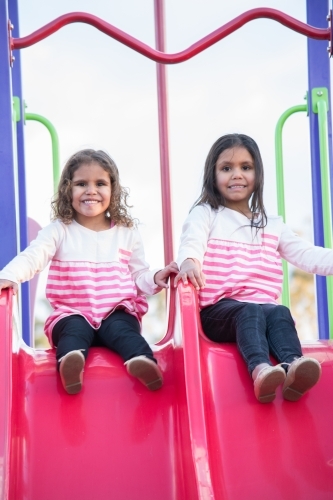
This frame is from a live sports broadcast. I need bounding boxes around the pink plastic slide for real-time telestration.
[1,284,333,499]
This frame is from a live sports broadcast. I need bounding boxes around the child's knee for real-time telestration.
[269,304,293,322]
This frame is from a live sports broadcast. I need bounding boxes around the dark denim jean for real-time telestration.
[52,310,155,368]
[200,298,303,376]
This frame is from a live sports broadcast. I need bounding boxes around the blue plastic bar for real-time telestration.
[306,0,332,339]
[0,2,18,269]
[316,95,333,339]
[9,0,32,346]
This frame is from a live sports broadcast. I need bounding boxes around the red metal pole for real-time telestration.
[12,9,330,56]
[154,0,173,265]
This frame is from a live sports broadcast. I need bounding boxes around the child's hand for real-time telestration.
[0,279,18,295]
[154,262,179,288]
[174,258,205,291]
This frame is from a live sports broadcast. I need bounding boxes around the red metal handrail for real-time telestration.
[154,0,173,265]
[11,8,330,63]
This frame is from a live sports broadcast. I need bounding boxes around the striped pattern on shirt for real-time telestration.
[44,259,148,334]
[199,233,283,308]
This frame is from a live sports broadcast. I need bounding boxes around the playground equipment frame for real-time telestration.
[1,2,333,499]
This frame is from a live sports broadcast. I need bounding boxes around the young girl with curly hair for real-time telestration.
[0,149,176,394]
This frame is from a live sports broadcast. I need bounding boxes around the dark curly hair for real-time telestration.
[51,149,135,227]
[193,133,267,229]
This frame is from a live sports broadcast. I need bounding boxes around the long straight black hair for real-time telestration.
[193,133,267,228]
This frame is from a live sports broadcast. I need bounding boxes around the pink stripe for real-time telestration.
[204,280,282,289]
[201,281,282,291]
[205,247,279,257]
[48,274,132,283]
[206,244,278,255]
[119,258,129,264]
[205,269,282,278]
[207,239,277,253]
[119,249,131,256]
[48,303,117,313]
[205,247,278,258]
[136,305,147,313]
[47,283,134,291]
[207,241,261,251]
[200,288,278,300]
[46,291,135,301]
[47,302,136,310]
[201,287,280,299]
[262,234,279,241]
[49,264,121,273]
[260,242,277,250]
[203,266,283,277]
[203,255,280,267]
[205,275,282,285]
[204,275,282,285]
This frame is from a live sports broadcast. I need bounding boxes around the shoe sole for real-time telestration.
[283,360,321,402]
[127,358,163,391]
[257,370,286,403]
[60,353,85,395]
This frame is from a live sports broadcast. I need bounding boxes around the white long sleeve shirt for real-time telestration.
[0,219,160,345]
[176,204,333,309]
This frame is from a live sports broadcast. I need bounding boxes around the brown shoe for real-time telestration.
[59,350,85,395]
[283,357,321,402]
[126,356,163,391]
[254,365,286,403]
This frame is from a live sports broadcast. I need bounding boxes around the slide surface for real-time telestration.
[199,339,333,499]
[0,290,198,500]
[178,282,333,500]
[2,287,333,499]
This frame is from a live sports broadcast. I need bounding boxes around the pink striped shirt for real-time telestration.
[0,220,160,345]
[176,205,333,309]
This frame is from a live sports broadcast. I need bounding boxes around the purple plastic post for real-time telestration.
[0,3,18,267]
[9,0,32,346]
[307,0,332,339]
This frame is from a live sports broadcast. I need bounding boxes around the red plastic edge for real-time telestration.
[177,282,215,499]
[0,289,13,499]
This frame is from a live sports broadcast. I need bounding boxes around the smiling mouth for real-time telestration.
[82,200,99,204]
[228,185,246,189]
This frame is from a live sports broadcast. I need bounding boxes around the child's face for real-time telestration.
[71,162,112,228]
[215,146,255,214]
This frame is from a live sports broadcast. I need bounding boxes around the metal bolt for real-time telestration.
[11,56,15,62]
[327,14,330,21]
[317,91,323,96]
[10,23,14,30]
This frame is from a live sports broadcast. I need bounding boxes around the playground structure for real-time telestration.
[1,1,333,499]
